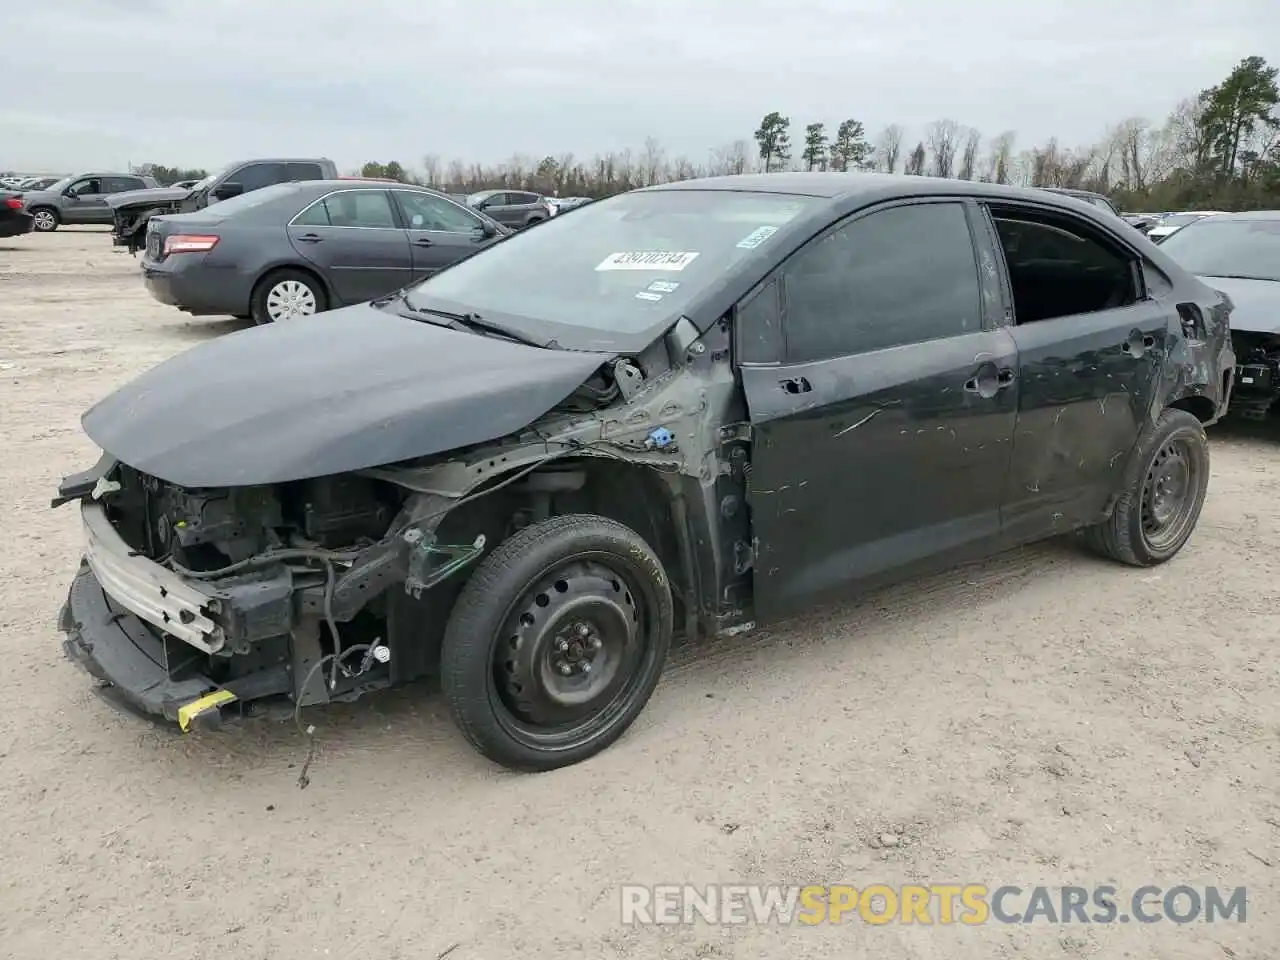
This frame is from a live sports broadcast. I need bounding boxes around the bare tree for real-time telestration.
[671,156,698,181]
[958,126,982,180]
[708,139,751,176]
[926,119,961,178]
[638,136,667,186]
[904,141,927,175]
[985,131,1016,183]
[421,153,442,188]
[874,124,905,173]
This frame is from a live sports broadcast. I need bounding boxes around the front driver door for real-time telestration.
[287,188,414,304]
[391,189,497,281]
[63,177,108,223]
[739,200,1020,620]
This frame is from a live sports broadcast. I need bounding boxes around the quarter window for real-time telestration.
[394,191,483,232]
[783,202,981,362]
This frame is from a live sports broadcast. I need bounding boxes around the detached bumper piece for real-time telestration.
[59,566,291,731]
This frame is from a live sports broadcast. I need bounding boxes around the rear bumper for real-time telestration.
[0,214,33,237]
[143,262,247,316]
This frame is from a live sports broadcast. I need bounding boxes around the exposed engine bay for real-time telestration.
[1229,331,1280,420]
[57,316,754,732]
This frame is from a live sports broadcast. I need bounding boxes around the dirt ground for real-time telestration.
[0,228,1276,959]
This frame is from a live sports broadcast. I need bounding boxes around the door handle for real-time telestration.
[964,365,1015,398]
[413,237,434,247]
[779,376,812,395]
[296,233,323,243]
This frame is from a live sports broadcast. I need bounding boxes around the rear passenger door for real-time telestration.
[738,199,1020,619]
[287,189,413,305]
[976,203,1173,542]
[391,189,497,280]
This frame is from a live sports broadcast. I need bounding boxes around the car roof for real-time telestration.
[1191,210,1280,222]
[644,171,1123,211]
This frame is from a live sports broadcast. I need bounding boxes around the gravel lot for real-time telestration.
[1,229,1276,959]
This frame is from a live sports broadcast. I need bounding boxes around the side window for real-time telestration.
[990,209,1138,324]
[234,163,285,192]
[68,178,101,196]
[101,177,132,193]
[322,190,397,228]
[511,192,538,205]
[292,199,331,227]
[735,280,784,364]
[483,192,508,206]
[394,191,482,232]
[783,202,981,362]
[285,162,324,182]
[1143,260,1173,298]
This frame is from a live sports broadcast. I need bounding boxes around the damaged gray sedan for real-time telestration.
[54,173,1235,771]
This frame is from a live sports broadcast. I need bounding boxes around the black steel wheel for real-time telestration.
[441,514,673,771]
[1085,407,1209,566]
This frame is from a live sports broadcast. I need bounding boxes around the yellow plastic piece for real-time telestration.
[177,688,237,732]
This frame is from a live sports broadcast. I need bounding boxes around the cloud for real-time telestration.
[2,0,1275,174]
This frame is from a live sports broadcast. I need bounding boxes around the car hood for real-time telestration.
[106,186,191,210]
[81,303,614,488]
[1199,275,1280,334]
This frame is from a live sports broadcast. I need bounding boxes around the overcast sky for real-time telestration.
[3,0,1276,175]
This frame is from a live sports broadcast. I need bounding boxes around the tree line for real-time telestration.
[140,55,1279,212]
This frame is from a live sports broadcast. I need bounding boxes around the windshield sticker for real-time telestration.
[635,291,664,302]
[647,280,680,293]
[736,225,778,249]
[596,251,700,271]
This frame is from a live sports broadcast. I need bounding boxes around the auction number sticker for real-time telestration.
[596,251,700,271]
[736,225,778,249]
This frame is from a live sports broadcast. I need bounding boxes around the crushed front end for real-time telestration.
[1229,331,1280,420]
[112,200,181,254]
[54,456,483,731]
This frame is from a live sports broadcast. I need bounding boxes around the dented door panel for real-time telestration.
[1000,301,1171,542]
[742,328,1018,619]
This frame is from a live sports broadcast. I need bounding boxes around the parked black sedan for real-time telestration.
[0,190,33,237]
[56,173,1233,772]
[141,180,510,324]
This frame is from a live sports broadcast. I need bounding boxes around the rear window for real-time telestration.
[407,189,816,338]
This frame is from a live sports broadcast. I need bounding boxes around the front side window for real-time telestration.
[394,191,483,232]
[991,209,1138,323]
[234,163,285,192]
[1157,217,1280,282]
[405,188,816,344]
[68,178,101,196]
[783,202,981,362]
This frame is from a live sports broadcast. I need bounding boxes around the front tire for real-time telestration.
[441,514,673,771]
[1085,408,1209,566]
[250,269,326,324]
[30,207,59,232]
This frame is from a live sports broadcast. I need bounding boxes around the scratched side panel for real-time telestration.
[741,330,1018,619]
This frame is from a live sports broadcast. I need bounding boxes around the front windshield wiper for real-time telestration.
[397,298,558,349]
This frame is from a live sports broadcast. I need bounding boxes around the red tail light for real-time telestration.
[163,234,219,254]
[4,197,21,209]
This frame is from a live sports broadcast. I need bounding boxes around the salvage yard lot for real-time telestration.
[1,229,1277,959]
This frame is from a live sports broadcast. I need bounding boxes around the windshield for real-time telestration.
[1158,218,1280,281]
[464,191,493,206]
[44,176,74,193]
[405,189,816,346]
[188,172,219,192]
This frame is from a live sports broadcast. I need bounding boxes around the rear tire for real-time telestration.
[1084,408,1209,566]
[250,269,326,324]
[441,514,673,771]
[30,207,59,232]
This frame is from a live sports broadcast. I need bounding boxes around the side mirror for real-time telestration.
[212,181,243,201]
[479,221,498,238]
